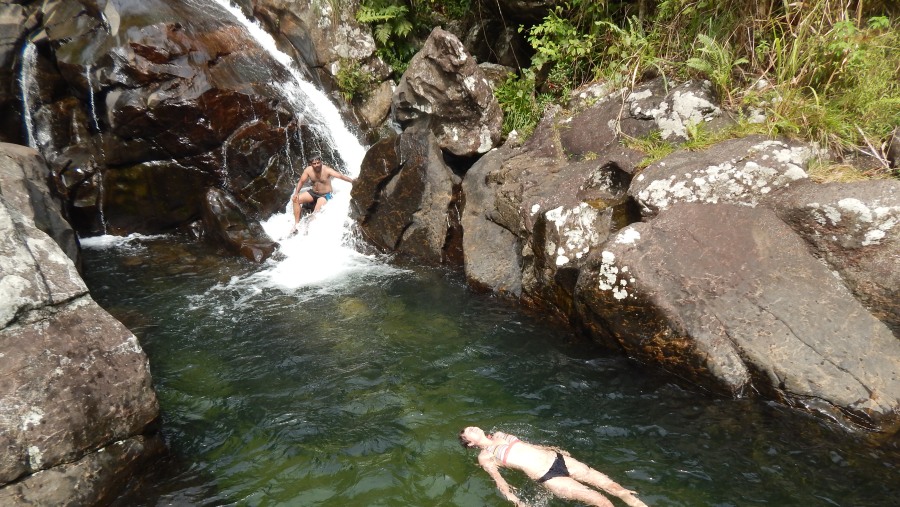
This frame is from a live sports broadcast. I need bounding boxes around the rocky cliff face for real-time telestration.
[0,142,162,503]
[350,29,900,437]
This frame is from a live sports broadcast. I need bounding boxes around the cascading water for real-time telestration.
[199,0,366,172]
[85,65,100,132]
[185,0,384,289]
[19,40,38,148]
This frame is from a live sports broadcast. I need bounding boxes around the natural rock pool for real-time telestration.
[80,233,898,506]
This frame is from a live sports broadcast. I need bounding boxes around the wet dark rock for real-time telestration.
[351,123,461,264]
[487,0,560,23]
[0,3,35,143]
[888,127,900,169]
[201,187,278,263]
[19,0,328,239]
[393,27,503,158]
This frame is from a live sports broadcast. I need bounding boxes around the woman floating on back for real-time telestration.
[459,426,649,507]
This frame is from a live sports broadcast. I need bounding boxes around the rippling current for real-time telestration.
[80,234,898,507]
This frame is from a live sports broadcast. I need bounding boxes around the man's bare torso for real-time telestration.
[307,166,334,194]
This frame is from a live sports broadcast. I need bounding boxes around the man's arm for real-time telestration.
[326,166,355,184]
[293,167,310,195]
[478,453,525,506]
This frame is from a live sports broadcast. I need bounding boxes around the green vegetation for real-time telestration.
[356,0,899,179]
[356,0,472,75]
[334,59,376,103]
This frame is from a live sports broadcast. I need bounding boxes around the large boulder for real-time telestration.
[0,146,161,499]
[766,180,900,336]
[201,187,278,263]
[621,78,731,142]
[350,123,462,264]
[461,143,524,297]
[19,0,334,238]
[393,27,503,158]
[631,135,814,217]
[575,203,900,435]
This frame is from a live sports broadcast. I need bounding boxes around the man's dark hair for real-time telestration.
[308,151,322,162]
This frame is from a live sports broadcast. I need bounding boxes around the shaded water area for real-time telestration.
[78,235,900,507]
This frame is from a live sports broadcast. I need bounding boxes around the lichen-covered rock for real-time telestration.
[766,180,900,336]
[622,79,728,142]
[0,143,161,498]
[575,202,900,435]
[631,135,814,217]
[393,27,503,157]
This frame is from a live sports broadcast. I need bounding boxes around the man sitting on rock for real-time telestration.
[290,151,355,235]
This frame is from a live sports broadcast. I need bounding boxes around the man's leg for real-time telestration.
[313,196,327,213]
[292,192,314,232]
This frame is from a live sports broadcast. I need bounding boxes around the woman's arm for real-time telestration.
[478,453,525,506]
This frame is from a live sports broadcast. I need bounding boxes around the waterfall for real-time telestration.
[201,0,366,173]
[85,65,100,132]
[20,41,38,148]
[196,0,392,290]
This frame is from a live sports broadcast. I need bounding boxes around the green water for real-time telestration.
[81,236,898,507]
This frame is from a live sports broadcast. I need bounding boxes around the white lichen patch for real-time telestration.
[112,334,143,355]
[21,408,44,431]
[545,204,602,267]
[28,445,43,469]
[531,203,542,215]
[477,125,494,153]
[463,75,477,92]
[636,140,812,212]
[806,198,899,246]
[597,250,633,300]
[615,227,641,245]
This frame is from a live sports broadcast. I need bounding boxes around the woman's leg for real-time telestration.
[541,476,615,507]
[564,457,649,507]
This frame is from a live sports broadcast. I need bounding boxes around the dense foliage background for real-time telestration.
[355,0,899,180]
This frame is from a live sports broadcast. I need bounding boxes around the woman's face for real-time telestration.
[462,426,486,445]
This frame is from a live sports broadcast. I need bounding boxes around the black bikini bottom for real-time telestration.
[537,452,570,483]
